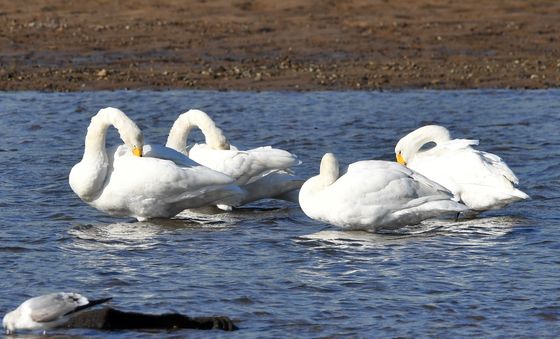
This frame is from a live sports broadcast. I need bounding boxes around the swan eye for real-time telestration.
[132,146,143,157]
[396,151,406,166]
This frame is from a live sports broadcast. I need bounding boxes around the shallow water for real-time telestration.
[0,90,559,337]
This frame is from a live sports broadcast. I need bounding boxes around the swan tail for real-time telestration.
[394,200,469,220]
[250,147,300,169]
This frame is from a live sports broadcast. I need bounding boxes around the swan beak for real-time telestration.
[132,146,143,157]
[396,152,406,166]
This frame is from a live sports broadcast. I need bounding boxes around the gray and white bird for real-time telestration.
[3,292,111,334]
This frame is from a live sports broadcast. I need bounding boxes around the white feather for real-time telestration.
[395,125,529,211]
[299,153,467,232]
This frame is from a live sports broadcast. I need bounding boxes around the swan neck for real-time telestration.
[83,108,140,159]
[166,109,229,152]
[404,125,451,157]
[166,118,195,153]
[83,114,111,160]
[320,153,339,186]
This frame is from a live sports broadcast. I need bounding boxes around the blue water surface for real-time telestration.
[0,90,558,338]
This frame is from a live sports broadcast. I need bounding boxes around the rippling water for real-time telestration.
[0,90,558,337]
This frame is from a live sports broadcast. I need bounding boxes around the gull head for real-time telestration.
[2,310,16,334]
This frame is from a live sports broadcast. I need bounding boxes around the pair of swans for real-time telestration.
[299,125,528,231]
[69,108,301,221]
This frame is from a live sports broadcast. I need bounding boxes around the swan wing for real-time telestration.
[408,139,528,210]
[189,144,299,185]
[143,144,202,168]
[415,140,520,188]
[241,171,304,204]
[92,146,242,218]
[437,138,479,150]
[307,161,464,229]
[478,150,519,184]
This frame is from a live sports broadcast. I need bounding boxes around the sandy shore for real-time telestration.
[1,0,559,91]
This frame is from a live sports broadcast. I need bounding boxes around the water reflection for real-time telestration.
[66,222,163,251]
[64,205,296,252]
[177,205,296,223]
[298,215,527,249]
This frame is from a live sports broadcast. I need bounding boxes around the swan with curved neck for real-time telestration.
[69,107,143,202]
[69,107,243,220]
[165,109,303,206]
[394,125,529,212]
[395,125,450,166]
[299,153,467,231]
[166,109,230,154]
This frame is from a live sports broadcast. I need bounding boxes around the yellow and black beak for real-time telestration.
[396,152,406,166]
[132,146,143,157]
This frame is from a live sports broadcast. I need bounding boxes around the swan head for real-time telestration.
[394,125,451,165]
[207,132,230,150]
[121,125,144,157]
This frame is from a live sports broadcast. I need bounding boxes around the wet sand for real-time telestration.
[1,0,559,91]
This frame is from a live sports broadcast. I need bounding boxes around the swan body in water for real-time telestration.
[69,107,243,221]
[3,292,111,334]
[394,125,529,212]
[299,153,467,231]
[166,109,303,206]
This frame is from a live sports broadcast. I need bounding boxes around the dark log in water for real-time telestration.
[63,307,238,331]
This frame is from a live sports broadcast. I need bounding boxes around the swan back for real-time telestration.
[299,153,340,209]
[166,109,229,154]
[300,157,467,231]
[395,125,451,164]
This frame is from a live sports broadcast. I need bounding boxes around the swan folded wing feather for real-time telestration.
[316,168,404,227]
[142,144,202,168]
[478,150,519,184]
[105,151,236,210]
[241,171,304,203]
[189,144,299,185]
[348,160,452,196]
[437,138,479,150]
[339,161,464,223]
[432,146,519,188]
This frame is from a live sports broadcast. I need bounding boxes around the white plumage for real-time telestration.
[394,125,529,212]
[69,107,243,221]
[2,292,110,334]
[299,153,467,231]
[166,109,303,206]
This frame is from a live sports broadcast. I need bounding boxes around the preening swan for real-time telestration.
[298,153,467,231]
[69,107,243,221]
[166,109,303,206]
[394,125,529,212]
[3,292,111,334]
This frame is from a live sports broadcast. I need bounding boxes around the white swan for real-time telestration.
[3,292,111,334]
[394,125,529,212]
[166,109,303,206]
[299,153,467,231]
[69,107,244,221]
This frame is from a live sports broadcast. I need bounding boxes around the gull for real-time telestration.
[3,292,111,334]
